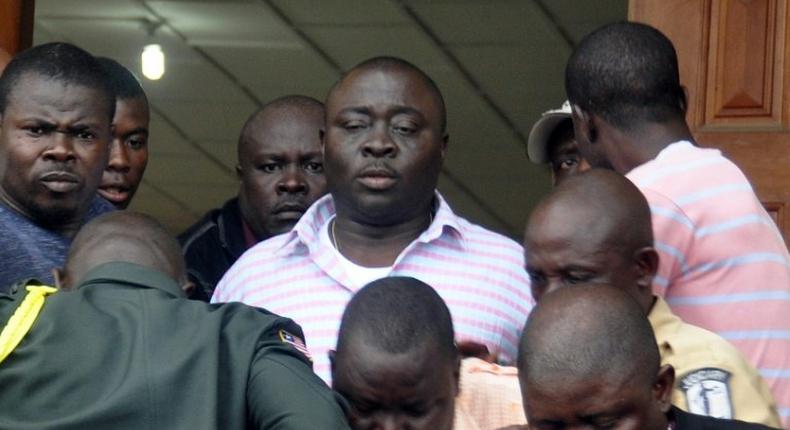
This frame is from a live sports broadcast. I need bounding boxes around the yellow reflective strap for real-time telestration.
[0,285,58,365]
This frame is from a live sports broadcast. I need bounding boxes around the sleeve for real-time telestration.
[246,332,351,430]
[671,358,781,428]
[638,188,696,297]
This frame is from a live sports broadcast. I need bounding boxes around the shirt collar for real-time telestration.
[647,295,681,331]
[276,191,467,256]
[75,262,185,298]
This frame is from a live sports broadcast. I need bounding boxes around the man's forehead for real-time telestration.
[329,67,440,111]
[8,73,107,114]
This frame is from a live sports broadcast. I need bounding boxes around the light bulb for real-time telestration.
[141,44,165,80]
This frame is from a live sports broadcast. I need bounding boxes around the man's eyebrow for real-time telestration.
[336,107,371,116]
[122,127,149,137]
[389,106,425,119]
[299,151,322,160]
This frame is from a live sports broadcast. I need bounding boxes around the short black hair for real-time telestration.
[331,56,447,133]
[96,57,147,102]
[565,22,685,130]
[518,285,660,388]
[0,43,115,119]
[336,276,456,360]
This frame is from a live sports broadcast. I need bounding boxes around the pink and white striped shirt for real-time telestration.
[626,141,790,425]
[213,193,533,382]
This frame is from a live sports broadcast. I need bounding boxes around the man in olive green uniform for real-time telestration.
[0,212,350,430]
[523,170,780,427]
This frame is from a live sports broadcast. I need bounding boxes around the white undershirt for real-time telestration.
[321,218,392,289]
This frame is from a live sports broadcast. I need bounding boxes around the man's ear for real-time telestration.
[235,164,243,181]
[180,280,195,298]
[571,104,596,144]
[52,267,68,290]
[328,349,337,379]
[633,247,659,291]
[452,348,462,397]
[654,364,675,413]
[679,86,689,115]
[440,133,449,161]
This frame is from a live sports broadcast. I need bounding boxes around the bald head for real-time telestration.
[237,95,324,161]
[235,95,327,239]
[327,56,447,133]
[524,169,658,308]
[518,286,672,430]
[520,285,659,386]
[530,169,653,255]
[62,212,186,290]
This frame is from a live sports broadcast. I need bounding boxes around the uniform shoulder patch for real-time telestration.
[679,367,733,419]
[278,329,312,361]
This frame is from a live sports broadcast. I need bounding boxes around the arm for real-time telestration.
[247,343,350,430]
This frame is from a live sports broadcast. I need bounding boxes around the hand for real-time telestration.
[456,341,498,362]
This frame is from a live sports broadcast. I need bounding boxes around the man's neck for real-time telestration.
[609,119,694,173]
[0,188,83,239]
[331,207,434,268]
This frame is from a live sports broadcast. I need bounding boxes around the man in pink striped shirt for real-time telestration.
[213,56,532,382]
[566,22,790,425]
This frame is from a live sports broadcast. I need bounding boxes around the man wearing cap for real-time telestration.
[527,101,590,186]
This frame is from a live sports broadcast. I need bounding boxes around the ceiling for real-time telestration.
[32,0,626,238]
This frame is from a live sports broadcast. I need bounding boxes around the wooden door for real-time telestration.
[630,0,790,245]
[0,0,35,70]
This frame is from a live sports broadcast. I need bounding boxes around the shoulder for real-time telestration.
[178,209,223,254]
[86,196,116,219]
[673,407,778,429]
[457,217,525,260]
[669,320,751,368]
[212,232,304,300]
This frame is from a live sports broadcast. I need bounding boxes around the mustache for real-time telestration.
[271,198,311,214]
[358,162,397,178]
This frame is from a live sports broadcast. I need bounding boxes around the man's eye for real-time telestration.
[342,121,367,131]
[76,131,96,140]
[403,403,429,417]
[392,122,417,135]
[592,417,619,429]
[25,126,47,136]
[258,163,280,173]
[559,157,579,169]
[304,162,323,173]
[566,272,593,284]
[528,271,546,285]
[127,137,147,150]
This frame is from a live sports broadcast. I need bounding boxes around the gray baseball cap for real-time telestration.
[527,101,572,164]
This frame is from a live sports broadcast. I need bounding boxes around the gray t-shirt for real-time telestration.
[0,196,114,291]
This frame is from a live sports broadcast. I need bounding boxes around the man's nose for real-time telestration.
[362,125,398,158]
[276,165,308,194]
[106,140,130,172]
[42,133,76,162]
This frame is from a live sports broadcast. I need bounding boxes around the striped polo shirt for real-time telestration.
[626,141,790,424]
[213,193,533,382]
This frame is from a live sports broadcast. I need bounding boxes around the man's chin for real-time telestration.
[26,200,83,229]
[265,220,299,238]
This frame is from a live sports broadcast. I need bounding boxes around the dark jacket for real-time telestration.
[0,262,350,430]
[672,406,780,430]
[179,198,250,301]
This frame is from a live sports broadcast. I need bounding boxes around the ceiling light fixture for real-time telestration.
[141,19,165,81]
[141,43,165,80]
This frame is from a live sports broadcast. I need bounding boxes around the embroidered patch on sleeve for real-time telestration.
[680,368,733,419]
[279,329,313,361]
